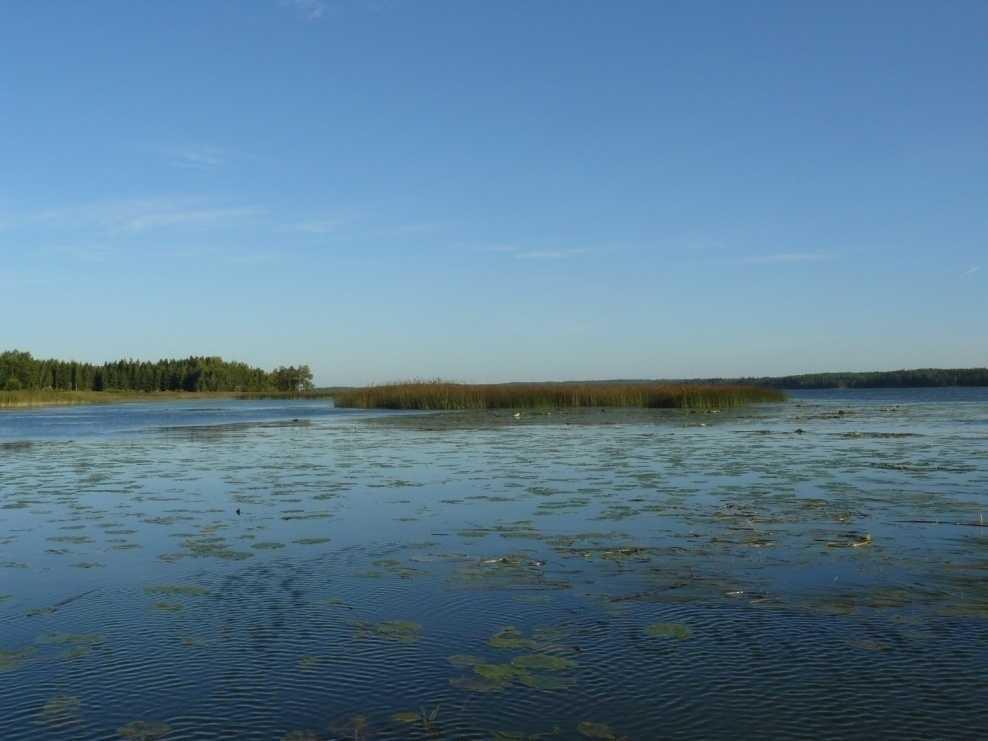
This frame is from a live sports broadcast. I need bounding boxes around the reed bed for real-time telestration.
[333,381,785,411]
[0,390,142,409]
[0,389,343,409]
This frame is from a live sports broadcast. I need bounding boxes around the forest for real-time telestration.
[0,350,313,393]
[705,368,988,389]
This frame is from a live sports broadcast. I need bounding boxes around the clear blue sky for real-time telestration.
[2,1,985,385]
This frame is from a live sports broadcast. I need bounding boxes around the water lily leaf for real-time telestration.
[645,622,691,640]
[577,721,617,739]
[118,720,172,740]
[511,654,576,672]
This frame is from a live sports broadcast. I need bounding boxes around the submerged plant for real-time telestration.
[36,695,81,727]
[645,622,691,640]
[577,721,619,739]
[392,705,441,735]
[358,620,423,643]
[118,720,172,740]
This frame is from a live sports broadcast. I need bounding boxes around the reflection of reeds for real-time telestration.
[334,380,785,411]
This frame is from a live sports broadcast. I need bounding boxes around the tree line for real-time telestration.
[0,350,314,393]
[699,367,988,389]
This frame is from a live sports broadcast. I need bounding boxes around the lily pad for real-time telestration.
[577,721,617,739]
[118,720,172,740]
[645,622,691,640]
[511,654,576,671]
[489,626,538,650]
[36,694,81,727]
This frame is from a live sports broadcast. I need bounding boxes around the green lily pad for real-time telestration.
[144,584,209,597]
[489,626,538,650]
[36,694,81,726]
[511,654,575,671]
[645,622,691,639]
[118,720,172,740]
[362,620,423,642]
[577,721,617,739]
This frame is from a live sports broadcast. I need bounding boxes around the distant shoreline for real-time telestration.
[0,389,338,410]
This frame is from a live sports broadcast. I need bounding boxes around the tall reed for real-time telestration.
[333,380,785,411]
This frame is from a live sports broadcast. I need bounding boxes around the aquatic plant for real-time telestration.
[645,622,691,639]
[36,695,81,727]
[358,620,423,642]
[577,721,620,739]
[392,705,441,735]
[0,645,36,671]
[118,720,172,740]
[334,380,784,411]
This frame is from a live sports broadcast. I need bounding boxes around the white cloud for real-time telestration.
[31,199,262,233]
[282,0,327,20]
[514,248,589,260]
[739,252,830,264]
[116,205,260,232]
[169,147,224,169]
[963,265,980,276]
[294,219,345,234]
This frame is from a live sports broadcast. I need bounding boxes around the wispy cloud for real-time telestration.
[476,245,591,260]
[514,249,590,260]
[168,146,225,169]
[112,204,260,233]
[963,265,980,276]
[293,218,345,234]
[739,252,831,265]
[282,0,328,20]
[12,198,263,234]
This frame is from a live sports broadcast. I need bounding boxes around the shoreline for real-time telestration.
[0,390,337,410]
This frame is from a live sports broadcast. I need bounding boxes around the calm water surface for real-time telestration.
[1,391,987,740]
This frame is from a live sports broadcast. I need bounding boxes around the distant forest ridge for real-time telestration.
[693,368,988,389]
[0,350,313,393]
[480,368,987,390]
[587,368,988,389]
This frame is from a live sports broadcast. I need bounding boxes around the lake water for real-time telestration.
[2,390,987,740]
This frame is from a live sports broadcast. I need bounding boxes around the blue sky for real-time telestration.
[2,1,985,385]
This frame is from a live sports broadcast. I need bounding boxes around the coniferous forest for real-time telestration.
[0,350,313,393]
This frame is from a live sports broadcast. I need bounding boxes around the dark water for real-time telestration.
[2,390,987,740]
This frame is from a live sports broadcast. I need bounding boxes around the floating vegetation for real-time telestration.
[489,626,539,650]
[511,653,576,671]
[492,728,562,740]
[144,584,209,597]
[251,541,286,550]
[359,620,423,643]
[153,602,184,612]
[293,537,332,545]
[38,632,105,659]
[645,623,691,640]
[298,655,322,671]
[327,714,371,740]
[0,645,36,671]
[182,536,253,561]
[577,721,621,739]
[118,720,173,740]
[36,694,81,727]
[392,705,441,735]
[281,731,320,741]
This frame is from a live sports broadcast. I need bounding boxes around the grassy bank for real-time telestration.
[333,381,785,411]
[0,389,338,409]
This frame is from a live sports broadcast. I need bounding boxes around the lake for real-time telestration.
[2,389,987,739]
